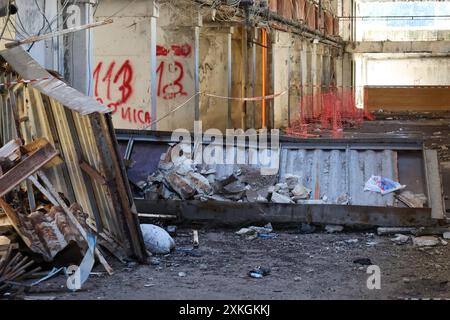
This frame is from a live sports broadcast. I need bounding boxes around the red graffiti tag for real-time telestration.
[156,61,188,100]
[156,44,192,57]
[157,45,170,57]
[171,44,192,57]
[94,60,150,125]
[156,43,191,100]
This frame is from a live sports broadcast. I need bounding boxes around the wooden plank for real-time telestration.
[365,86,450,112]
[0,142,58,197]
[20,137,63,168]
[80,161,107,185]
[424,150,445,220]
[0,139,21,162]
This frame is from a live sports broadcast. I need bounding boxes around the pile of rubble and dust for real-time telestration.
[139,144,319,204]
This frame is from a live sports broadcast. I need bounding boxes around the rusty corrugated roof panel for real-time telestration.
[0,46,111,115]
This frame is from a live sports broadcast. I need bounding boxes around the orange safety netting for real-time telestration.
[286,88,374,138]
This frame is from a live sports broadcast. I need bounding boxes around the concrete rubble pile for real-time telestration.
[140,144,318,204]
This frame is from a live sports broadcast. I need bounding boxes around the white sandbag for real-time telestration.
[140,224,176,254]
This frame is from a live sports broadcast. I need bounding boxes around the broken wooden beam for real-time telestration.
[79,161,107,185]
[0,141,59,197]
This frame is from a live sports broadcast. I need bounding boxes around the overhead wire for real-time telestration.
[0,0,11,42]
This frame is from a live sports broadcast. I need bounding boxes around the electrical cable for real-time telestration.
[0,0,11,42]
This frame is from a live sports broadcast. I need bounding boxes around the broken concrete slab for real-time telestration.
[285,174,300,189]
[292,184,311,199]
[271,192,294,204]
[186,172,213,195]
[413,236,440,247]
[164,171,196,200]
[223,180,248,194]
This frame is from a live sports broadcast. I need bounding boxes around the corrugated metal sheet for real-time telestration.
[0,46,111,115]
[279,148,398,207]
[205,145,399,207]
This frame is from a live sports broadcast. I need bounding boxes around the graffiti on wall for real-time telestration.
[156,43,192,100]
[93,43,192,127]
[93,60,151,126]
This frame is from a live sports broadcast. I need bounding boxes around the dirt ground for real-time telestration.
[22,227,450,300]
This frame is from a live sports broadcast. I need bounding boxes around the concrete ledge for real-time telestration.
[346,40,450,54]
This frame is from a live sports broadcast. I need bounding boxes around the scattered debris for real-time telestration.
[391,234,410,245]
[149,257,161,266]
[193,230,199,248]
[178,272,187,277]
[291,184,311,199]
[248,266,271,279]
[140,224,176,254]
[271,192,294,204]
[396,191,427,208]
[353,258,372,266]
[0,247,41,292]
[236,223,274,240]
[364,176,406,195]
[325,225,344,233]
[412,236,440,247]
[294,276,302,282]
[345,239,359,244]
[443,232,450,240]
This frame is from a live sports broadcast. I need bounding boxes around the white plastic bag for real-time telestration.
[364,175,406,195]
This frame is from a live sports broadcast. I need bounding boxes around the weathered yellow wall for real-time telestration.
[93,0,152,130]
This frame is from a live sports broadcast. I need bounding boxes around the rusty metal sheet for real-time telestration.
[0,46,110,115]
